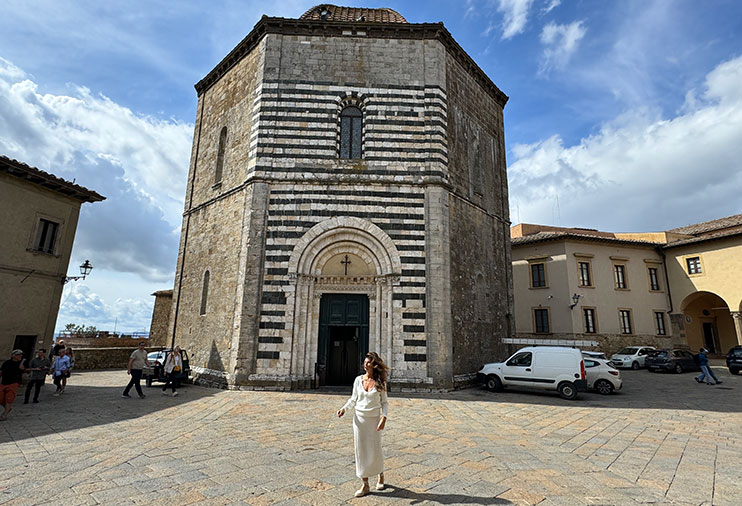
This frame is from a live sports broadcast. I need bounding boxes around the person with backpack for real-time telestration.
[695,348,722,385]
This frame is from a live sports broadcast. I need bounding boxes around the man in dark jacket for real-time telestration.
[695,348,722,385]
[24,349,51,404]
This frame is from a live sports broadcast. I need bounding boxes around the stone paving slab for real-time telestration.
[0,363,740,505]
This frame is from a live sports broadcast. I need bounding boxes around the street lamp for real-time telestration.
[62,260,93,285]
[569,293,582,310]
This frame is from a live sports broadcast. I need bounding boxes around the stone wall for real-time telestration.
[72,347,165,370]
[64,337,149,348]
[148,290,172,347]
[510,333,673,357]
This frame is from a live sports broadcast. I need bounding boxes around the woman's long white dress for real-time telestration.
[342,375,389,478]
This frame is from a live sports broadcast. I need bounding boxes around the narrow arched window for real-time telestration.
[200,270,210,315]
[215,127,227,183]
[339,106,362,159]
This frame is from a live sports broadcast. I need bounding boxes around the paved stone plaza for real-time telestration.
[1,362,740,505]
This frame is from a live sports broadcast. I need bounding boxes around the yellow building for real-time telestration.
[0,155,104,359]
[663,215,742,353]
[511,214,742,355]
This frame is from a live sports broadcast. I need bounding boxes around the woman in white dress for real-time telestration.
[336,351,389,497]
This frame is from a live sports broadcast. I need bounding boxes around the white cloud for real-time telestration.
[58,284,153,332]
[497,0,535,39]
[509,56,742,232]
[539,21,586,73]
[543,0,561,14]
[0,58,192,282]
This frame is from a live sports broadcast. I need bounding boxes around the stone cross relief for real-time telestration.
[341,254,352,275]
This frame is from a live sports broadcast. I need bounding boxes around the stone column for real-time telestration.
[731,312,742,346]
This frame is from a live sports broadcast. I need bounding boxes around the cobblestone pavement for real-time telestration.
[1,361,740,506]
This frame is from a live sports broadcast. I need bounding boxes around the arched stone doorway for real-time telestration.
[286,217,402,385]
[680,291,737,353]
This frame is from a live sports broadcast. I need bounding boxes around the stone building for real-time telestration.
[148,289,173,348]
[511,216,742,355]
[0,155,104,359]
[168,5,513,390]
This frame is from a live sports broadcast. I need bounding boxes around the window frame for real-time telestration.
[577,260,593,287]
[532,307,551,334]
[29,215,63,255]
[685,256,703,276]
[613,263,629,290]
[647,266,661,291]
[654,311,667,336]
[582,306,598,334]
[529,261,547,289]
[339,105,363,160]
[618,308,634,335]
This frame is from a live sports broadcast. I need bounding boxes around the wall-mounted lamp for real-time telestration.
[62,259,93,285]
[569,293,582,310]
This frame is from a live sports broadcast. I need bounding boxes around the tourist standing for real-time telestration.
[24,349,51,404]
[336,352,389,497]
[123,342,149,399]
[61,347,74,392]
[161,347,183,397]
[52,349,71,396]
[0,350,27,420]
[695,348,722,385]
[52,339,66,358]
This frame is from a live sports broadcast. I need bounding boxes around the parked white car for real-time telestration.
[582,351,608,360]
[610,346,656,369]
[584,357,622,394]
[478,346,587,400]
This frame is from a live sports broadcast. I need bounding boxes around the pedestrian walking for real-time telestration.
[122,342,149,399]
[695,348,722,385]
[161,347,183,397]
[61,346,74,392]
[24,349,51,404]
[52,339,66,357]
[336,351,389,498]
[52,349,71,395]
[0,350,27,421]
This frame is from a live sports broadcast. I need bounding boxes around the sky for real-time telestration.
[1,0,741,332]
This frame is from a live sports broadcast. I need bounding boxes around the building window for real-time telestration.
[215,126,227,184]
[34,218,59,254]
[614,264,627,289]
[340,106,362,159]
[533,308,550,333]
[530,263,546,288]
[619,309,633,335]
[578,261,592,287]
[655,311,666,335]
[200,270,210,315]
[648,267,660,291]
[686,256,702,274]
[583,308,597,334]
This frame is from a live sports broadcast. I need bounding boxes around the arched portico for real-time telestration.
[679,291,739,353]
[285,217,402,384]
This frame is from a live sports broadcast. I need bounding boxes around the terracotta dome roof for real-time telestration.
[299,4,407,23]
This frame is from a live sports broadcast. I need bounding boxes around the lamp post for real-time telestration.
[569,293,582,310]
[62,260,93,285]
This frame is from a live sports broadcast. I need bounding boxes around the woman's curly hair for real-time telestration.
[365,352,389,391]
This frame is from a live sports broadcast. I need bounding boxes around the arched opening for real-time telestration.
[200,270,210,316]
[215,127,227,183]
[339,106,362,159]
[680,291,736,354]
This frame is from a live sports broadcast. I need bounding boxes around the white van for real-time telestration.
[478,346,587,400]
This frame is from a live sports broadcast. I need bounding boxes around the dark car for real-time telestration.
[726,346,742,375]
[143,349,190,387]
[646,349,700,374]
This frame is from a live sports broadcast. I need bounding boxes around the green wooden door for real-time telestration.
[318,294,369,386]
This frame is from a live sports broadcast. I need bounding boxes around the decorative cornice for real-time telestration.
[194,17,508,108]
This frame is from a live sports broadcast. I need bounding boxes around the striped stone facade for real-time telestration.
[168,12,513,390]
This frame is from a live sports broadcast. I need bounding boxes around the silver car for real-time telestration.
[584,357,622,394]
[610,346,656,369]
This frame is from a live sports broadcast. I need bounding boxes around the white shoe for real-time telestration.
[375,483,385,490]
[172,391,179,397]
[354,485,370,497]
[161,391,169,395]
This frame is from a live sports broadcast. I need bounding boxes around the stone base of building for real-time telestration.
[510,333,674,356]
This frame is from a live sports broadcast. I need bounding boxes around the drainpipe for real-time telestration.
[656,246,673,313]
[170,97,206,349]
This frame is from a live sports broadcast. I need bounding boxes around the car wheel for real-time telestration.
[674,364,683,374]
[631,361,640,370]
[485,375,502,392]
[729,368,740,375]
[558,382,578,400]
[146,375,152,388]
[595,379,614,395]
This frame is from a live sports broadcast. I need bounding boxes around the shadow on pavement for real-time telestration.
[379,484,512,504]
[1,370,217,443]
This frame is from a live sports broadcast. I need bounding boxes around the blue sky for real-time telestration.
[1,0,741,332]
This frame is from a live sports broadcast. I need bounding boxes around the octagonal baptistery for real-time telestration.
[169,4,514,390]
